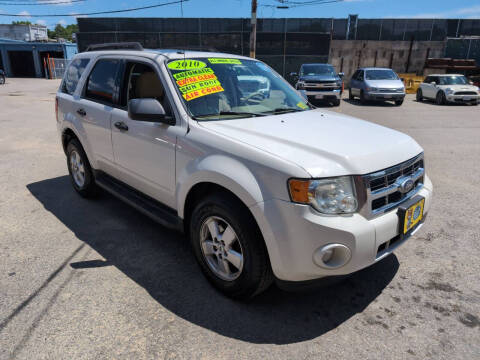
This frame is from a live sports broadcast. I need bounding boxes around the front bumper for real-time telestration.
[305,89,341,100]
[446,94,480,103]
[250,175,433,282]
[365,91,405,101]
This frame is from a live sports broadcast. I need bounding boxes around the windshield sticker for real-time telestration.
[167,59,207,71]
[208,58,242,65]
[296,102,308,110]
[176,72,218,87]
[179,78,224,101]
[173,68,214,81]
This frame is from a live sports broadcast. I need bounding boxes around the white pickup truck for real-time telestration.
[56,43,433,299]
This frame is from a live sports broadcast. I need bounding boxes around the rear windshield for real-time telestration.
[365,70,398,80]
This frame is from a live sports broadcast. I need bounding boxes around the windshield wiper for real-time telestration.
[263,107,307,114]
[192,111,267,119]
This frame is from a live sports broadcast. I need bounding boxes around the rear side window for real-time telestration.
[85,59,120,104]
[62,58,90,95]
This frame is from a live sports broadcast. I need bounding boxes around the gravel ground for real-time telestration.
[0,78,479,360]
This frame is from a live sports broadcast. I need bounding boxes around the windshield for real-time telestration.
[365,70,399,80]
[166,58,311,120]
[438,76,468,85]
[300,64,336,77]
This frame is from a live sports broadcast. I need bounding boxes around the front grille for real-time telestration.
[378,88,403,93]
[361,154,424,217]
[454,91,477,96]
[305,86,338,91]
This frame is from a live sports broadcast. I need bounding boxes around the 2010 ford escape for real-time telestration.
[56,43,433,299]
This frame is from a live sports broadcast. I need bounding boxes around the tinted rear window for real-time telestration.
[62,58,90,95]
[85,59,120,104]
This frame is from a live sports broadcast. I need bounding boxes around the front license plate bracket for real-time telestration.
[397,195,425,240]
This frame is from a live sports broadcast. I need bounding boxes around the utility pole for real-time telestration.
[250,0,257,58]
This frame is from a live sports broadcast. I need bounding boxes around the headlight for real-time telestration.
[288,176,358,214]
[297,81,305,90]
[366,87,378,92]
[445,88,454,94]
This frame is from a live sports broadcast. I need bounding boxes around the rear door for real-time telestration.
[110,59,178,208]
[76,58,121,171]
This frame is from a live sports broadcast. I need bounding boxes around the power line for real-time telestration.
[0,0,188,17]
[0,0,85,5]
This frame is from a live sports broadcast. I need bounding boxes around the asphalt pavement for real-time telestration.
[1,78,479,359]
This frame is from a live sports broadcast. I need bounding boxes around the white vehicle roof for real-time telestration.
[428,74,465,77]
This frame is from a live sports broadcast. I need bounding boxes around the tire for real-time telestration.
[395,99,404,106]
[473,101,478,106]
[416,89,423,102]
[436,91,446,105]
[0,76,5,85]
[66,138,97,198]
[360,90,366,104]
[332,98,341,107]
[189,193,273,299]
[348,88,354,100]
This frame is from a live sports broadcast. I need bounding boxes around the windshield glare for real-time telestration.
[438,76,468,85]
[365,70,398,80]
[300,64,336,77]
[166,58,310,120]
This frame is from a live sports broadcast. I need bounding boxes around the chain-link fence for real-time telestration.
[44,58,70,79]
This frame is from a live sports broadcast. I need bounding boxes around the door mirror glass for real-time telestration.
[128,98,175,125]
[431,81,436,86]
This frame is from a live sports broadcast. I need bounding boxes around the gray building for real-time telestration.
[0,23,48,42]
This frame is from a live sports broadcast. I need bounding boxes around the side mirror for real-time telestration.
[128,98,175,125]
[290,72,298,77]
[431,81,437,86]
[339,72,344,78]
[469,81,474,85]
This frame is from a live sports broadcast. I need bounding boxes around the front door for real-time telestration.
[111,61,177,208]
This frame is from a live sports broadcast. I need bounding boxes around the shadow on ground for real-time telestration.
[27,176,399,344]
[342,99,399,107]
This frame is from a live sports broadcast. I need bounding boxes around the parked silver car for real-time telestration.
[349,68,405,106]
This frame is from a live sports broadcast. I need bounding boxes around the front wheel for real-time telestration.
[348,88,354,100]
[189,193,273,299]
[0,76,5,85]
[332,98,341,107]
[416,89,423,102]
[436,91,446,105]
[395,99,404,106]
[360,90,366,104]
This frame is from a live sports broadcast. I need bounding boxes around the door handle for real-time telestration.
[77,108,86,116]
[114,121,129,131]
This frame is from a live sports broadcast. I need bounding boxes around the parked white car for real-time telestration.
[56,43,433,299]
[417,74,480,105]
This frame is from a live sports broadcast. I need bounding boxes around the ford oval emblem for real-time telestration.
[399,178,414,193]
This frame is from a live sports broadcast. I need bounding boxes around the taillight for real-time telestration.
[55,97,59,122]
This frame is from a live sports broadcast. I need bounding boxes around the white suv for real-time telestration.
[417,74,480,105]
[56,43,433,299]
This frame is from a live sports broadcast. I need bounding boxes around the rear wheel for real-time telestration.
[189,193,273,299]
[66,139,97,198]
[436,91,446,105]
[416,89,423,102]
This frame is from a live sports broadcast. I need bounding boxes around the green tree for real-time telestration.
[48,23,78,42]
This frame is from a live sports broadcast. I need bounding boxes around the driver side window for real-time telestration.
[120,62,171,115]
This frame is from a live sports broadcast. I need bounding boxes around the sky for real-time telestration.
[0,0,479,29]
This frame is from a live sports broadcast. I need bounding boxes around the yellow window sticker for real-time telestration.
[297,102,308,110]
[208,58,242,65]
[167,59,207,71]
[176,72,218,87]
[179,79,222,95]
[183,84,225,101]
[172,68,214,81]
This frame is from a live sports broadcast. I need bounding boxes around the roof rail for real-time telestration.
[85,42,143,52]
[176,46,219,53]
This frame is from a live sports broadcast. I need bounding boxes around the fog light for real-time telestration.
[313,244,352,269]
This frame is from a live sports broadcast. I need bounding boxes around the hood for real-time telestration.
[199,109,423,177]
[300,74,340,82]
[437,84,479,92]
[365,79,404,88]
